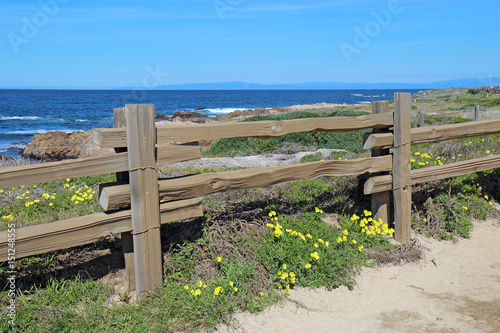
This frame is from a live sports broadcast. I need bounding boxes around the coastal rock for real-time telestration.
[213,108,269,121]
[0,153,14,161]
[468,86,500,94]
[22,131,114,161]
[156,110,212,123]
[173,110,209,119]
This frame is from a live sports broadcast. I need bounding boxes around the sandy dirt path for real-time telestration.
[218,219,500,333]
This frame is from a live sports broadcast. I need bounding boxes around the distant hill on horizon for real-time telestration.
[120,77,500,90]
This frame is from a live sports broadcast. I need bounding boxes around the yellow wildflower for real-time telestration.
[305,263,312,269]
[229,281,234,287]
[197,280,203,288]
[310,252,320,260]
[352,239,357,244]
[358,245,364,252]
[184,285,189,290]
[216,256,222,263]
[343,229,348,236]
[214,286,223,295]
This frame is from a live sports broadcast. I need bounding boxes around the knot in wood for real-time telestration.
[271,123,283,134]
[210,180,219,189]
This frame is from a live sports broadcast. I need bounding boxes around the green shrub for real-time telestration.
[206,110,371,156]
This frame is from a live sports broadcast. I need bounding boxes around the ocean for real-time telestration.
[0,89,422,158]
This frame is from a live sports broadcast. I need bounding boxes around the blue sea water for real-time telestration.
[0,89,422,158]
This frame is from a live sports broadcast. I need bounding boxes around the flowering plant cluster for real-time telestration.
[265,208,353,294]
[0,179,99,228]
[182,256,241,300]
[350,210,395,237]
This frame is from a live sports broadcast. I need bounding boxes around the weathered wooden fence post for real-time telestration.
[113,108,135,291]
[393,93,412,243]
[475,105,479,121]
[126,104,163,298]
[370,101,391,227]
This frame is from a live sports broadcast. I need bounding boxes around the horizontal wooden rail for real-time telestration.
[364,154,500,194]
[0,144,200,189]
[0,198,203,261]
[363,118,500,150]
[157,143,201,166]
[0,153,129,190]
[93,113,394,148]
[100,155,392,211]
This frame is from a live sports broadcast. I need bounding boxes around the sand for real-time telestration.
[218,218,500,333]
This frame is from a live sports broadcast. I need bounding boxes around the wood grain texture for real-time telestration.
[157,143,201,166]
[392,93,412,243]
[370,101,391,225]
[364,118,500,150]
[114,107,134,291]
[0,197,203,262]
[93,113,394,148]
[0,153,129,190]
[0,144,201,191]
[100,156,393,211]
[125,104,162,297]
[364,155,500,194]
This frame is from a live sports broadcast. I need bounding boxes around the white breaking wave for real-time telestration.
[0,116,42,120]
[4,129,79,135]
[351,94,383,98]
[204,107,251,114]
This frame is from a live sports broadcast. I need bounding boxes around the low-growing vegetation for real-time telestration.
[205,110,371,156]
[1,88,500,332]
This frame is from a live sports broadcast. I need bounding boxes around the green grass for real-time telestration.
[2,101,500,331]
[409,136,499,239]
[0,175,115,230]
[1,203,396,332]
[423,115,471,125]
[452,92,500,108]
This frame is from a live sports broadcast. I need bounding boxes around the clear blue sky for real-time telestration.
[1,0,499,89]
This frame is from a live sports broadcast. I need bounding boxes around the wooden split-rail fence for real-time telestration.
[2,92,500,298]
